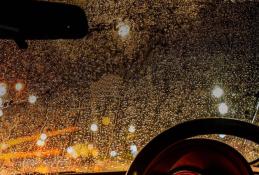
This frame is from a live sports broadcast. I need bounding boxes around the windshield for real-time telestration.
[0,0,258,174]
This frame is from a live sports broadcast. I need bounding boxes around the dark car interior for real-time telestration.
[0,0,258,174]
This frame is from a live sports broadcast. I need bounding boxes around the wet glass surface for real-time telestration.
[0,0,258,174]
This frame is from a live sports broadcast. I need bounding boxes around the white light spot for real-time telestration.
[218,103,229,115]
[130,144,137,152]
[110,150,118,157]
[0,109,3,117]
[117,22,130,37]
[130,144,138,157]
[66,146,74,154]
[0,98,3,107]
[90,123,98,132]
[212,86,224,98]
[219,134,226,138]
[128,125,136,133]
[39,133,47,141]
[15,82,24,91]
[36,140,45,147]
[66,146,78,158]
[28,95,37,104]
[0,83,7,97]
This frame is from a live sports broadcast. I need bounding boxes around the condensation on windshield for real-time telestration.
[0,0,258,174]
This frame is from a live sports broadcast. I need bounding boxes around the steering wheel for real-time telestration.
[126,118,259,175]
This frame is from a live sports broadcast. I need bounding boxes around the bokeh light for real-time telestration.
[40,133,47,141]
[90,123,98,132]
[218,102,229,115]
[0,98,3,107]
[36,140,45,147]
[130,144,138,157]
[66,146,78,158]
[110,150,117,157]
[117,22,130,37]
[102,117,110,126]
[219,134,226,138]
[0,83,7,97]
[212,86,224,98]
[66,146,74,154]
[128,125,136,133]
[0,109,3,117]
[15,82,24,92]
[28,95,37,104]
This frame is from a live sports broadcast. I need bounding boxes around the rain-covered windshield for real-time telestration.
[0,0,258,174]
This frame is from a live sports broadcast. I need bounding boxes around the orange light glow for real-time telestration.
[47,126,78,137]
[35,165,49,174]
[1,127,79,149]
[102,116,111,125]
[0,149,61,160]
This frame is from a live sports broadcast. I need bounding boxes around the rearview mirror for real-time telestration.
[0,1,88,48]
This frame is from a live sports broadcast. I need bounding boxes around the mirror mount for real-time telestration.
[0,1,88,49]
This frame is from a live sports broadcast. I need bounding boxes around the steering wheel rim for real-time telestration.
[126,118,259,175]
